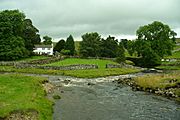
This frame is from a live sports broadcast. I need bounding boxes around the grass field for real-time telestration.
[0,74,53,120]
[44,58,118,69]
[17,56,49,62]
[0,65,140,78]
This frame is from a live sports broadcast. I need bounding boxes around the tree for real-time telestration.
[116,43,126,63]
[100,35,119,58]
[136,21,176,58]
[131,21,177,67]
[126,40,135,56]
[80,32,101,57]
[53,39,65,53]
[43,35,52,45]
[140,42,161,67]
[0,10,29,60]
[121,39,128,49]
[22,19,41,54]
[65,35,75,55]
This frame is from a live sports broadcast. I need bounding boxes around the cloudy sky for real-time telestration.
[0,0,180,41]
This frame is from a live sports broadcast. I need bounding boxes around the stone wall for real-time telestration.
[15,64,98,70]
[0,61,25,66]
[106,63,139,69]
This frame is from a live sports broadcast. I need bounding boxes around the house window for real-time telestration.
[42,48,45,50]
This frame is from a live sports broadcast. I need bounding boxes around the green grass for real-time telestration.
[174,45,180,50]
[44,58,118,69]
[134,72,180,102]
[135,72,180,89]
[61,68,140,78]
[0,74,53,120]
[164,51,180,59]
[156,66,180,70]
[17,56,49,62]
[0,66,140,78]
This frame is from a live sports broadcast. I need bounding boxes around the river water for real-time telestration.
[47,74,180,120]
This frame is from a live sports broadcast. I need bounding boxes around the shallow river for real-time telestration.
[46,73,180,120]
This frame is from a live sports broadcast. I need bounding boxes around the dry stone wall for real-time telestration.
[15,64,98,70]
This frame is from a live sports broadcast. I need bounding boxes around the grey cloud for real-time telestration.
[0,0,180,40]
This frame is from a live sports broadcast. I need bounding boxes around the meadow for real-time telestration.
[0,74,53,120]
[44,58,118,69]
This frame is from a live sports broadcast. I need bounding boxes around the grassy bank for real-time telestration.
[0,66,140,78]
[134,72,180,102]
[0,74,53,120]
[44,58,118,69]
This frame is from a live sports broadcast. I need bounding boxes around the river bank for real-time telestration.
[116,72,180,103]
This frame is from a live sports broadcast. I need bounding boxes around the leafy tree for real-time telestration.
[0,10,29,60]
[100,35,119,58]
[140,42,161,67]
[65,35,75,55]
[53,39,65,53]
[132,21,176,67]
[43,35,52,45]
[80,32,101,57]
[126,40,135,56]
[22,19,41,54]
[136,21,176,58]
[121,39,128,49]
[60,49,71,55]
[116,43,126,63]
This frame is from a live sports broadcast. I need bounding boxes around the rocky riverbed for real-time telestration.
[46,73,180,120]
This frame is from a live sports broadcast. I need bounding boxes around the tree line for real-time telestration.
[121,21,176,67]
[0,10,41,60]
[0,10,177,67]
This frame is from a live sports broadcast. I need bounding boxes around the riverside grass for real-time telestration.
[43,58,118,69]
[0,66,140,78]
[134,72,180,102]
[0,74,53,120]
[0,58,141,78]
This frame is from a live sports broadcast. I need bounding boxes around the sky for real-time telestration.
[0,0,180,41]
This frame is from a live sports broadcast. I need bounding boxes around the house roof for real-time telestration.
[34,45,52,48]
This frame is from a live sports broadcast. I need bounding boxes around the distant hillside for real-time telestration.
[75,41,81,55]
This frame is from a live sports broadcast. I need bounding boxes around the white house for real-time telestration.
[33,44,53,55]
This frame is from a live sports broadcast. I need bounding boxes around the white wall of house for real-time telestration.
[33,44,53,55]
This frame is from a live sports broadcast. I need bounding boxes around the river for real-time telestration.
[46,73,180,120]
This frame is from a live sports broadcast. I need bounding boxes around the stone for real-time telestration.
[87,82,95,86]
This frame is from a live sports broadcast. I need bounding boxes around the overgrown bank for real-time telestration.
[117,71,180,103]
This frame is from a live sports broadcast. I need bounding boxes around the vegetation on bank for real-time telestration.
[134,72,180,102]
[0,65,140,78]
[0,74,53,120]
